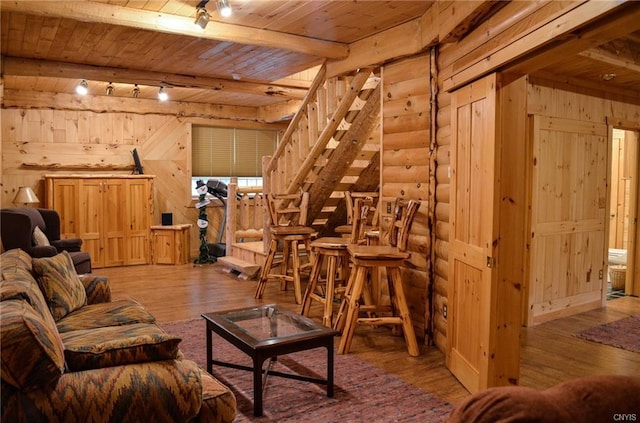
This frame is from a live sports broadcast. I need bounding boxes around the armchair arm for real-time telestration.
[30,245,58,258]
[78,275,111,304]
[50,238,83,253]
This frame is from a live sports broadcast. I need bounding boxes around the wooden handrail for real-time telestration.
[265,63,328,173]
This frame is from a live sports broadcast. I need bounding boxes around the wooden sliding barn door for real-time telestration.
[447,74,501,393]
[527,116,608,325]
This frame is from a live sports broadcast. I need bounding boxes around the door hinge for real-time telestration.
[599,269,604,280]
[486,256,497,268]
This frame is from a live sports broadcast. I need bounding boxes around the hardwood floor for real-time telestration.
[99,263,640,405]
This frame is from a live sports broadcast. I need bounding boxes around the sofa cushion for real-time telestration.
[33,251,87,320]
[0,300,65,390]
[32,226,50,246]
[56,298,156,333]
[0,274,59,332]
[60,323,181,372]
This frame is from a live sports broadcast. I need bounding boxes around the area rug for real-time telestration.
[161,319,453,422]
[576,314,640,353]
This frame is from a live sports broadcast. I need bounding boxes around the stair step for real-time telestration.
[218,256,261,280]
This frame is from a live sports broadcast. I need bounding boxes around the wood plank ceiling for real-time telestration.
[1,1,639,112]
[0,0,432,108]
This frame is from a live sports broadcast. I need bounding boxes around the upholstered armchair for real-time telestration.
[0,208,92,274]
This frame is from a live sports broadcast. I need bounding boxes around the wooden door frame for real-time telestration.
[607,118,640,297]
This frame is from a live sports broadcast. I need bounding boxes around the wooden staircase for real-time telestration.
[263,64,381,235]
[221,64,381,277]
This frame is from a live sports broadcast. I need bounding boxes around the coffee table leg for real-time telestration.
[253,355,265,416]
[327,339,334,397]
[206,322,212,374]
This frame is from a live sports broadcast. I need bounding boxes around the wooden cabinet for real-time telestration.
[44,175,154,268]
[151,224,191,265]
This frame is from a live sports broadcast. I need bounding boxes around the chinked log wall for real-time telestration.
[380,54,431,341]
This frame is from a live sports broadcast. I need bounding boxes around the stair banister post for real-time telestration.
[226,177,238,257]
[262,155,273,254]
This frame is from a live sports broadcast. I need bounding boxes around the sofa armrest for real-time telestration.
[51,238,83,253]
[1,359,204,422]
[30,245,58,258]
[79,275,111,304]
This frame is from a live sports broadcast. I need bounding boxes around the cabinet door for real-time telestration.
[48,179,80,239]
[78,179,105,268]
[124,178,152,265]
[102,179,126,267]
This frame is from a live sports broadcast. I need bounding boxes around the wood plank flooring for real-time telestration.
[99,262,640,405]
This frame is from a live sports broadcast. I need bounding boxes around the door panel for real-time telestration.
[79,179,104,268]
[528,116,607,325]
[447,74,498,393]
[103,180,126,267]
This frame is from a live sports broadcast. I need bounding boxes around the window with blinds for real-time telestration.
[192,126,278,177]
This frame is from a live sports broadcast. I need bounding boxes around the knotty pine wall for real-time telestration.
[0,106,284,258]
[381,53,431,341]
[430,0,640,351]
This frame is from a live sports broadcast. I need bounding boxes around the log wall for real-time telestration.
[1,104,284,258]
[381,53,431,340]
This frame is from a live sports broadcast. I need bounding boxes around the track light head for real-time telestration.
[106,82,114,96]
[132,84,140,98]
[76,79,88,95]
[217,0,232,17]
[194,7,210,29]
[158,87,168,101]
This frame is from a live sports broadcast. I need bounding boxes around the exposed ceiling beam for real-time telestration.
[444,1,638,91]
[2,57,310,100]
[0,0,350,60]
[578,48,640,73]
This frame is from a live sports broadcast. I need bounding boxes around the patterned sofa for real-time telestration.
[0,248,237,422]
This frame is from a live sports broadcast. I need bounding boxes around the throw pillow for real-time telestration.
[33,251,87,321]
[32,226,51,246]
[61,323,181,372]
[0,300,65,389]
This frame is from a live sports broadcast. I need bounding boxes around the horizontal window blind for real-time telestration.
[192,126,278,177]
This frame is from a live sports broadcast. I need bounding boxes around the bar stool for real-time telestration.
[334,199,420,356]
[255,192,314,304]
[300,197,372,327]
[335,191,379,237]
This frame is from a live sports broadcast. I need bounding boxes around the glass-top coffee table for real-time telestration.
[202,304,338,416]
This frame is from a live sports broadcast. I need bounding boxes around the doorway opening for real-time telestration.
[607,128,639,300]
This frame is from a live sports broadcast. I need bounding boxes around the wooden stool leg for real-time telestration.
[291,240,302,304]
[280,241,291,292]
[333,265,358,333]
[388,267,420,357]
[300,251,323,317]
[255,239,278,299]
[323,255,338,327]
[337,265,367,355]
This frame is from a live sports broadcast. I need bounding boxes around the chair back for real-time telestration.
[267,192,309,227]
[345,191,379,227]
[348,197,373,245]
[388,199,419,252]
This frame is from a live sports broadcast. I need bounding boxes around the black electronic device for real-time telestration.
[132,148,144,175]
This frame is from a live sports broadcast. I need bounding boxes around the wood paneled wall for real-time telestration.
[1,106,282,257]
[381,53,431,340]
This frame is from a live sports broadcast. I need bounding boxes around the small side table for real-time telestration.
[151,224,192,264]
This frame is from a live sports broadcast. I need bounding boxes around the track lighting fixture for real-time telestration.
[194,4,210,29]
[217,0,232,17]
[132,84,140,98]
[106,82,114,96]
[75,80,88,95]
[158,87,168,101]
